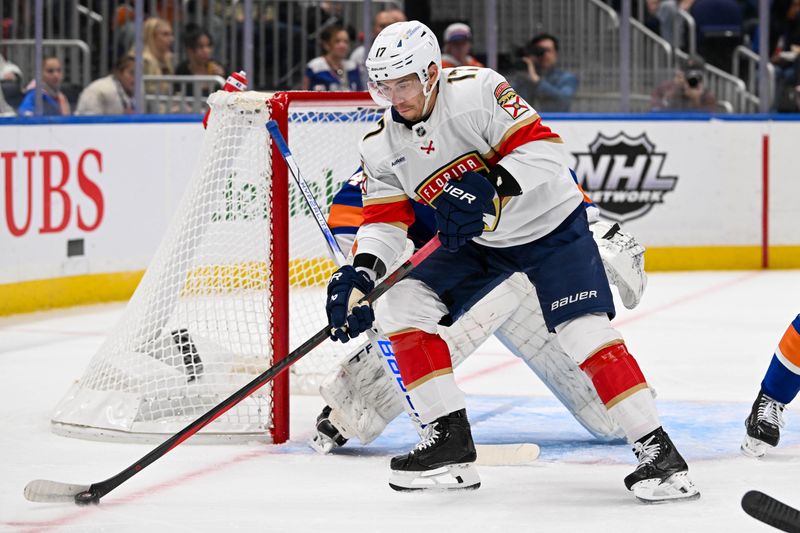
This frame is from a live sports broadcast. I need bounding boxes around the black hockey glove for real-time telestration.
[326,265,375,343]
[432,171,497,252]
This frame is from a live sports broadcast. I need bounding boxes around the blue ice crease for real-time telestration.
[278,395,800,465]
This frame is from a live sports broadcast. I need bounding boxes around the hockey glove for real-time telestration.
[432,171,497,252]
[326,265,376,343]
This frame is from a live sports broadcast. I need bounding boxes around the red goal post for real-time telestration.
[268,91,378,443]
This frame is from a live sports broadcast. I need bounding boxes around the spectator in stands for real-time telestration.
[650,55,718,112]
[0,53,22,84]
[18,55,71,116]
[0,83,14,116]
[441,22,484,68]
[141,17,175,78]
[771,0,800,111]
[175,24,225,98]
[304,24,362,91]
[510,33,578,112]
[654,0,695,44]
[350,8,407,88]
[75,55,135,115]
[137,17,174,112]
[176,24,224,78]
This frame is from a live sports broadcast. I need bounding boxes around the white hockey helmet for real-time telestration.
[365,20,442,107]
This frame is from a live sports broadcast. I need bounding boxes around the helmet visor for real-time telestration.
[367,76,425,108]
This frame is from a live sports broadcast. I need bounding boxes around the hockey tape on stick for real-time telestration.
[742,490,800,533]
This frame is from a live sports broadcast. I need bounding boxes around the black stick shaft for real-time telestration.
[87,237,441,501]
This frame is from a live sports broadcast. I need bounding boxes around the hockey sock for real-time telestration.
[580,343,660,442]
[389,329,465,424]
[761,315,800,405]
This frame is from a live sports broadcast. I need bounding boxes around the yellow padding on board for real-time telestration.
[0,272,144,316]
[644,246,762,271]
[0,258,338,316]
[646,245,800,271]
[2,249,797,317]
[768,246,800,269]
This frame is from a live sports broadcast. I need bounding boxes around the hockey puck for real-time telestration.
[74,489,100,506]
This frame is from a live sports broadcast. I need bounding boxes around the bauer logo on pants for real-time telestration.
[572,132,678,223]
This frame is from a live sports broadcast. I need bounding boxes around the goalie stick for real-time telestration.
[23,230,442,506]
[266,120,540,467]
[742,490,800,533]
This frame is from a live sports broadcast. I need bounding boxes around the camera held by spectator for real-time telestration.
[651,55,717,112]
[506,33,578,112]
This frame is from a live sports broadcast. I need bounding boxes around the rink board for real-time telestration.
[1,112,799,315]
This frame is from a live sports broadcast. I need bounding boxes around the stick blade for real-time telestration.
[475,443,540,466]
[742,490,800,533]
[24,480,91,503]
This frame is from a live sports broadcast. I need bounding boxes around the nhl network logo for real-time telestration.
[572,132,677,223]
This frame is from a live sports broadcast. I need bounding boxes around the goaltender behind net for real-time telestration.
[322,20,700,502]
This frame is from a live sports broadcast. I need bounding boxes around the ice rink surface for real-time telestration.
[1,270,799,532]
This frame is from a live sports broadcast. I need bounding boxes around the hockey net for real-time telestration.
[51,91,382,444]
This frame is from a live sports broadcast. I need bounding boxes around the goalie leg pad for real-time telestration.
[497,278,623,441]
[318,339,406,445]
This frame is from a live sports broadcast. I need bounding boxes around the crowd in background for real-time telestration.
[0,0,798,117]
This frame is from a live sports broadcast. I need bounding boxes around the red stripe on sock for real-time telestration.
[389,330,453,386]
[579,343,647,405]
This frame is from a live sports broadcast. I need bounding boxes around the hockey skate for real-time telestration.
[309,406,348,454]
[389,409,480,492]
[741,390,786,458]
[624,427,700,503]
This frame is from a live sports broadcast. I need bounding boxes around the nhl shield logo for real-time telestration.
[572,132,677,223]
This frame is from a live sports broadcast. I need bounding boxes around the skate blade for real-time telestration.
[389,463,480,492]
[740,435,771,458]
[308,434,336,454]
[632,472,700,504]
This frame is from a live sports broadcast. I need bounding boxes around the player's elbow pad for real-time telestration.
[353,253,387,280]
[486,164,522,197]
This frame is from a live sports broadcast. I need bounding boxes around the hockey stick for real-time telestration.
[23,237,442,506]
[742,490,800,533]
[266,121,540,466]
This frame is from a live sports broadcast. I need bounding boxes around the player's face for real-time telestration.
[369,65,438,122]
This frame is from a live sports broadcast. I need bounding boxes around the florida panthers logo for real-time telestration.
[572,132,678,223]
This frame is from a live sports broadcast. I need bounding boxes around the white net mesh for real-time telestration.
[51,91,382,443]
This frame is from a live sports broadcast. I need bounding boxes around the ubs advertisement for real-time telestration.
[0,121,200,283]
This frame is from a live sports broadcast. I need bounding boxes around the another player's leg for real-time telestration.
[741,314,800,457]
[531,207,698,503]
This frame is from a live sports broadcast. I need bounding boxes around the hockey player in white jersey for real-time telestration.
[324,20,699,502]
[312,169,650,453]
